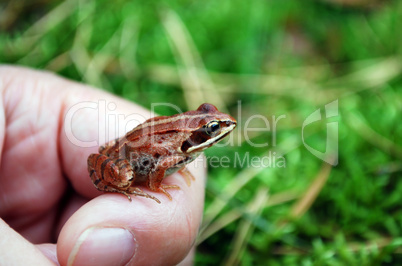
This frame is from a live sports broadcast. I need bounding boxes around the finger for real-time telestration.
[0,219,53,265]
[57,163,205,266]
[36,244,58,265]
[0,66,150,211]
[178,246,195,266]
[56,75,152,199]
[0,66,67,218]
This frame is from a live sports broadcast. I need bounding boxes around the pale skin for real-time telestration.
[0,66,205,265]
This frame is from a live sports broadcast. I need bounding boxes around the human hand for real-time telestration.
[0,66,205,265]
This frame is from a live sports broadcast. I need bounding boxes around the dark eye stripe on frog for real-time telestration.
[180,128,210,152]
[180,120,234,152]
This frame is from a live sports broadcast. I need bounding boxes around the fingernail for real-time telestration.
[68,227,136,266]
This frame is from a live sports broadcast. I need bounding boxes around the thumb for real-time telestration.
[57,165,205,266]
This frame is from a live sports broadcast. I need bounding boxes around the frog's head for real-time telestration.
[180,103,237,153]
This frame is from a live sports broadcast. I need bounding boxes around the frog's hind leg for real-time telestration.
[88,154,134,200]
[88,154,161,203]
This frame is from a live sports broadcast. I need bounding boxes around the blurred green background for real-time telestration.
[1,0,401,264]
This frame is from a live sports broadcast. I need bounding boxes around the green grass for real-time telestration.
[1,0,402,264]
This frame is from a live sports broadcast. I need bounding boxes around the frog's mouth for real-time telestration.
[210,129,232,144]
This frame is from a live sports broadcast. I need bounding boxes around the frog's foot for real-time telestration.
[103,188,134,202]
[127,187,161,204]
[86,183,134,202]
[179,168,195,186]
[154,185,180,201]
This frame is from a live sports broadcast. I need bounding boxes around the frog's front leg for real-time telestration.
[87,154,160,203]
[147,156,189,200]
[178,167,196,186]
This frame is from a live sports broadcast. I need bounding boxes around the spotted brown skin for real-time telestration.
[87,103,237,203]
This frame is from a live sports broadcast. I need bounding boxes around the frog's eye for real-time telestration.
[205,121,220,136]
